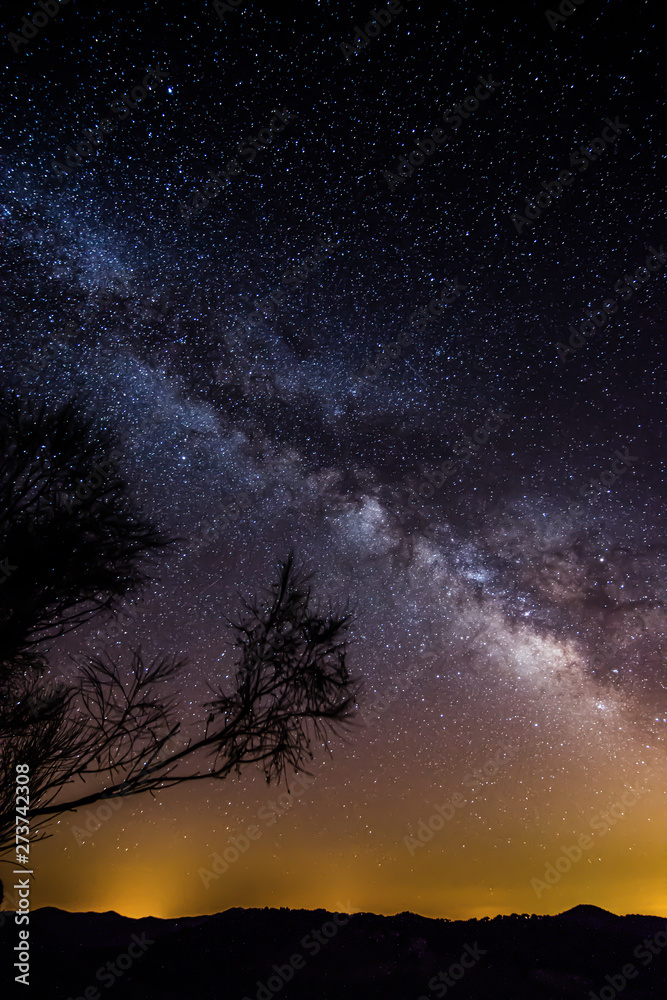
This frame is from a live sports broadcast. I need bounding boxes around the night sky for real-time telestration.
[1,0,665,921]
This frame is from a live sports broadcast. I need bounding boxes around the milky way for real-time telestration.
[0,1,664,919]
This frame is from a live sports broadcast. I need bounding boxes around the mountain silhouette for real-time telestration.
[1,904,665,999]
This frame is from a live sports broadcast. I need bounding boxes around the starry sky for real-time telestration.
[1,0,665,921]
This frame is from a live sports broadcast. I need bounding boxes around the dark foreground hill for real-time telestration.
[1,903,665,999]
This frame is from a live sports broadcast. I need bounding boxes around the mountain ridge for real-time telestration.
[1,904,665,999]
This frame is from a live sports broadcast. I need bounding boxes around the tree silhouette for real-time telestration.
[0,395,169,668]
[0,396,361,860]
